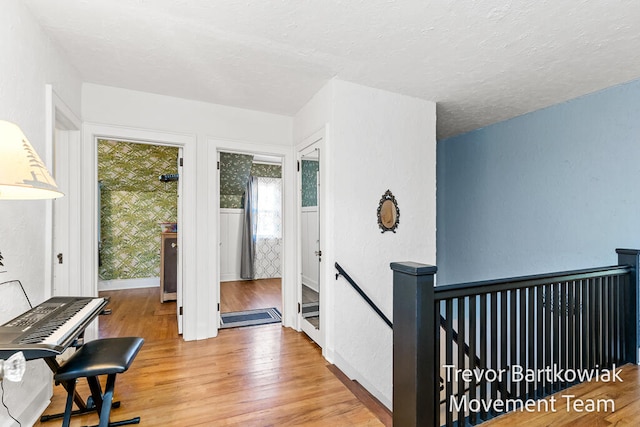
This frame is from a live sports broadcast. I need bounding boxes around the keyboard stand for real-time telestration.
[39,355,121,423]
[37,314,121,424]
[0,296,111,423]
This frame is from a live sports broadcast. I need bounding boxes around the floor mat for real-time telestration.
[220,307,282,329]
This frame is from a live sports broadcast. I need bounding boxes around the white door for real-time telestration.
[52,119,82,297]
[52,128,70,296]
[176,150,184,334]
[298,143,322,346]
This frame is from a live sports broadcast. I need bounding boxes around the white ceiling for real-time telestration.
[23,0,640,139]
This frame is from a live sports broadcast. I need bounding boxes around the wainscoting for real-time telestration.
[220,209,282,281]
[220,208,244,282]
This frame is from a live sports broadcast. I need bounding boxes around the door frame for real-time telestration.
[44,85,82,300]
[296,128,326,348]
[81,123,195,338]
[211,138,295,333]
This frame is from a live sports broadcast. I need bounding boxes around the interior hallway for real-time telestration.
[35,286,388,426]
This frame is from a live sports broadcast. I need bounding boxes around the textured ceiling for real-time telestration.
[23,0,640,139]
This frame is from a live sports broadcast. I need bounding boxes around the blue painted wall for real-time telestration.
[437,78,640,285]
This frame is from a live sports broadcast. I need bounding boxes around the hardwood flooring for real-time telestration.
[479,363,640,426]
[35,286,386,427]
[220,278,282,313]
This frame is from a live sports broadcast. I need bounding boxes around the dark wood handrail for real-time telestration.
[335,262,393,329]
[434,265,632,300]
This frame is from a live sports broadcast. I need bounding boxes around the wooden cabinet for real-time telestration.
[160,232,177,302]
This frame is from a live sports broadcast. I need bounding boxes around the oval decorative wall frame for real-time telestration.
[377,190,400,233]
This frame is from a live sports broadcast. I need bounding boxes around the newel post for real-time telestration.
[391,261,437,427]
[617,248,640,364]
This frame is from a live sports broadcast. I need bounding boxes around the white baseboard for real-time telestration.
[333,352,392,410]
[98,277,159,291]
[220,273,242,282]
[302,276,318,292]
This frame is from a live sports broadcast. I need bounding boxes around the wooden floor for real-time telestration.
[35,285,387,426]
[220,278,282,313]
[482,364,640,426]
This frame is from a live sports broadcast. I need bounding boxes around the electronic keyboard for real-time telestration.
[0,296,108,360]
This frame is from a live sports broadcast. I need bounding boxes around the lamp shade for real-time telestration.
[0,120,63,199]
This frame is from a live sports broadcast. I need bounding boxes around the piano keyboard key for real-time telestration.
[42,298,105,346]
[18,298,105,345]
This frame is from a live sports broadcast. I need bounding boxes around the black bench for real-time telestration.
[54,337,144,427]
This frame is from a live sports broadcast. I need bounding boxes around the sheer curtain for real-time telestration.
[255,177,282,279]
[240,176,282,280]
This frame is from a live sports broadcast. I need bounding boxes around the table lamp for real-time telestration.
[0,120,63,200]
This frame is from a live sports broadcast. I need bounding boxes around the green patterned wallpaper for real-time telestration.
[302,160,319,207]
[220,153,253,209]
[219,152,281,208]
[251,163,281,178]
[98,140,178,280]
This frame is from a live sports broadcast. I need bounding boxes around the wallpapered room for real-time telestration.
[97,142,285,328]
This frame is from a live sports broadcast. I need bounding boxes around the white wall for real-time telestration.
[82,84,294,340]
[293,83,333,143]
[330,80,436,407]
[294,79,437,408]
[0,1,83,425]
[83,84,292,146]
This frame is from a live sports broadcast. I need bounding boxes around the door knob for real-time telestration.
[315,250,322,256]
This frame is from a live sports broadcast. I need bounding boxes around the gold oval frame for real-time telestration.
[377,190,400,233]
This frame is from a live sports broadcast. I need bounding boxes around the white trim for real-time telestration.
[44,85,82,301]
[82,122,197,339]
[212,138,295,331]
[98,277,160,291]
[333,351,391,410]
[296,127,327,350]
[302,275,318,292]
[220,208,244,214]
[220,273,243,282]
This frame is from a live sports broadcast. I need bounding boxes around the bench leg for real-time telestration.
[83,374,140,427]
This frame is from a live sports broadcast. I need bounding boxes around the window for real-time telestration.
[256,177,282,239]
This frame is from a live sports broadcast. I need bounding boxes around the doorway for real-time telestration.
[298,139,322,346]
[96,139,183,334]
[218,151,284,324]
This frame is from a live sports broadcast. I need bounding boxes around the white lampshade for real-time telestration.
[0,120,63,199]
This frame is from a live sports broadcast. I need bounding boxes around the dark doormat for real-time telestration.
[220,307,282,329]
[302,302,319,317]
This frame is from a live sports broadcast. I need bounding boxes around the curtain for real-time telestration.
[240,176,258,279]
[255,177,282,279]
